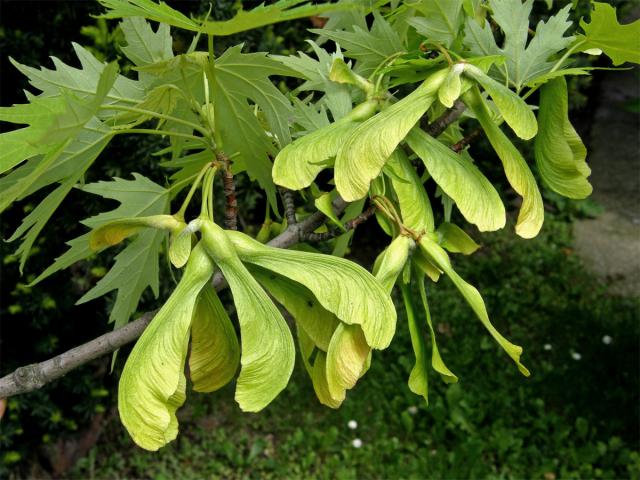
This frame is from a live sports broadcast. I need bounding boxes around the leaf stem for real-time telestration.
[99,105,211,137]
[522,40,585,101]
[175,162,213,220]
[112,128,211,147]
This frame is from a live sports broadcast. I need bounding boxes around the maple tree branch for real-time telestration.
[303,204,377,242]
[452,128,483,153]
[219,153,238,231]
[279,187,297,225]
[423,100,466,137]
[0,197,348,399]
[0,100,467,399]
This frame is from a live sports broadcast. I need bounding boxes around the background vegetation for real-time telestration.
[0,1,638,478]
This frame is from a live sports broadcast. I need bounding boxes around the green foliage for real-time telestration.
[70,218,640,479]
[1,0,638,456]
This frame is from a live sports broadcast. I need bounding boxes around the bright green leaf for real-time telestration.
[418,236,529,376]
[335,69,448,201]
[535,77,591,199]
[577,2,640,66]
[189,284,240,393]
[463,87,544,238]
[226,230,397,349]
[406,128,506,232]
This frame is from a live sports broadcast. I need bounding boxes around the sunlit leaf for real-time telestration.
[189,284,240,393]
[118,243,214,451]
[226,230,397,349]
[201,221,295,412]
[463,87,544,238]
[535,77,591,199]
[577,2,640,66]
[418,236,529,376]
[406,128,505,232]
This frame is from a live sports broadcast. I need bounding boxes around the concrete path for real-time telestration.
[573,65,640,296]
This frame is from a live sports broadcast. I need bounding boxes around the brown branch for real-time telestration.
[424,100,466,137]
[222,168,238,231]
[0,197,348,399]
[0,96,470,399]
[451,128,482,153]
[279,187,297,225]
[304,204,377,242]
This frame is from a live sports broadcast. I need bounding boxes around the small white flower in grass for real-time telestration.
[352,438,363,448]
[407,406,418,415]
[571,351,582,361]
[602,335,612,345]
[543,344,552,351]
[347,420,358,430]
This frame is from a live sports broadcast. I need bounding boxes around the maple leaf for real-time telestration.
[274,41,352,120]
[56,174,171,330]
[311,11,404,76]
[576,2,640,66]
[464,0,574,91]
[407,0,465,48]
[98,0,351,36]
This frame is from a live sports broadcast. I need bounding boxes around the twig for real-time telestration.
[451,128,482,153]
[218,152,238,231]
[0,197,348,399]
[304,205,377,242]
[279,187,297,225]
[424,100,466,137]
[0,94,470,399]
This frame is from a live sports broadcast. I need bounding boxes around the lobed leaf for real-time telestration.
[577,2,640,66]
